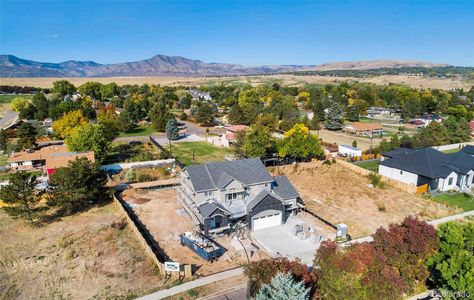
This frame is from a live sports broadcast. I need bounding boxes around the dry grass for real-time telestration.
[315,129,382,151]
[269,161,459,238]
[0,204,165,300]
[1,74,471,90]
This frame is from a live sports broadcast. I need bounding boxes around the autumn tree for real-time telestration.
[278,124,323,161]
[11,97,30,113]
[0,172,46,224]
[52,110,88,139]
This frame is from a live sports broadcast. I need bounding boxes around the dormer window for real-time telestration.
[226,193,238,201]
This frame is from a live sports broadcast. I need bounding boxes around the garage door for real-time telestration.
[252,211,282,231]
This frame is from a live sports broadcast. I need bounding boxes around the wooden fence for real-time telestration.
[112,193,192,279]
[337,160,418,194]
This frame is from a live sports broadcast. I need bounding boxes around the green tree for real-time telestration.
[278,124,324,160]
[52,80,76,97]
[352,140,358,148]
[47,157,111,216]
[256,272,310,300]
[195,102,215,126]
[100,82,119,100]
[0,129,8,152]
[17,122,38,150]
[428,221,474,299]
[227,104,244,125]
[65,124,115,161]
[165,117,179,140]
[149,102,172,132]
[325,103,344,130]
[242,126,274,158]
[31,92,49,120]
[0,172,46,224]
[346,106,360,122]
[413,121,449,147]
[77,81,103,100]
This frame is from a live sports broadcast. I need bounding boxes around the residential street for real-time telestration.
[0,109,19,130]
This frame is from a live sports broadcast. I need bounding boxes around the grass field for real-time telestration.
[354,159,380,172]
[119,125,156,137]
[171,141,232,166]
[433,193,474,211]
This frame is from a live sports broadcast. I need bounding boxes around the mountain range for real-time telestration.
[0,54,449,78]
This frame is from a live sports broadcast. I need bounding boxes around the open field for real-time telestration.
[1,73,472,90]
[315,129,382,150]
[125,189,265,276]
[269,161,459,238]
[0,204,165,300]
[171,141,232,166]
[433,193,474,212]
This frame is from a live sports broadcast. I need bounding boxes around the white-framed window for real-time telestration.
[226,193,238,201]
[448,177,453,185]
[204,190,213,197]
[18,161,24,166]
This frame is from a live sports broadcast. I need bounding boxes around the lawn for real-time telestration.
[103,141,161,164]
[442,148,461,154]
[170,141,232,166]
[0,154,8,166]
[354,159,380,172]
[118,125,156,137]
[433,193,474,212]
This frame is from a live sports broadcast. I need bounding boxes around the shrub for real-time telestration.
[256,272,310,300]
[179,112,188,121]
[367,172,387,189]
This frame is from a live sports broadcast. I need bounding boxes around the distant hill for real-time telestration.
[0,54,452,77]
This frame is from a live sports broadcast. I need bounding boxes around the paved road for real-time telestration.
[135,267,244,300]
[0,109,19,130]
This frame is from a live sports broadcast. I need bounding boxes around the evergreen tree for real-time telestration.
[346,106,360,122]
[165,117,179,140]
[325,103,344,130]
[0,129,8,152]
[195,102,215,126]
[0,172,46,224]
[47,157,111,216]
[256,272,310,300]
[17,122,38,150]
[313,100,326,121]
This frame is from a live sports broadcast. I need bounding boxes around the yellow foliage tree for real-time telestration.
[52,110,88,139]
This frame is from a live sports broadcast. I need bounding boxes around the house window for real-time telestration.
[18,162,24,166]
[448,177,453,185]
[400,170,403,175]
[204,190,213,197]
[226,193,238,201]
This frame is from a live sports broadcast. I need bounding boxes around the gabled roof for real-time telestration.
[460,145,474,155]
[382,147,415,158]
[247,190,281,211]
[344,122,383,131]
[380,147,474,179]
[198,202,231,219]
[185,158,274,192]
[273,176,300,200]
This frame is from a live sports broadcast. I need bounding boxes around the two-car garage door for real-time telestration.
[252,211,282,231]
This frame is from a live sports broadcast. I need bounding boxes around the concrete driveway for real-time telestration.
[251,216,324,265]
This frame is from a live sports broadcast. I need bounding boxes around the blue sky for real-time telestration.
[1,0,473,66]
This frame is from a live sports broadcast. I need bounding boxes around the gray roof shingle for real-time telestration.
[197,202,231,219]
[273,176,300,199]
[185,158,274,192]
[461,145,474,156]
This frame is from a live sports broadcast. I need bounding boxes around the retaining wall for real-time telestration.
[101,159,176,173]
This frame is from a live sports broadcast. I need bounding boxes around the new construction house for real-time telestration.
[177,158,300,235]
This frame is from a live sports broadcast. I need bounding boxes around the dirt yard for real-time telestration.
[270,161,459,238]
[315,129,382,151]
[125,188,265,276]
[0,204,165,300]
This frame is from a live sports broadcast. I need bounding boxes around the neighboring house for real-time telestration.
[338,144,362,157]
[189,89,212,101]
[8,144,95,175]
[367,107,391,118]
[43,118,53,128]
[178,158,300,234]
[343,122,383,136]
[461,145,474,156]
[409,114,443,127]
[208,125,248,148]
[379,147,474,192]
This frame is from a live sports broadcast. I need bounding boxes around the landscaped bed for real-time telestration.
[270,161,459,238]
[170,141,232,166]
[433,193,474,212]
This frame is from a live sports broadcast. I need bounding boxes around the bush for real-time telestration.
[179,112,188,121]
[367,172,387,189]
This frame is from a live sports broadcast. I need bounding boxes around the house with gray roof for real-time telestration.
[379,147,474,192]
[178,158,300,234]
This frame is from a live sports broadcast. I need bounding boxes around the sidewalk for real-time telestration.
[136,267,244,300]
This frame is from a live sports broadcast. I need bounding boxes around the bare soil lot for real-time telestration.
[125,188,266,276]
[270,161,459,238]
[0,204,164,300]
[315,129,382,151]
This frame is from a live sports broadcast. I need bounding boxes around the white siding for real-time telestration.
[438,172,458,192]
[379,165,418,185]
